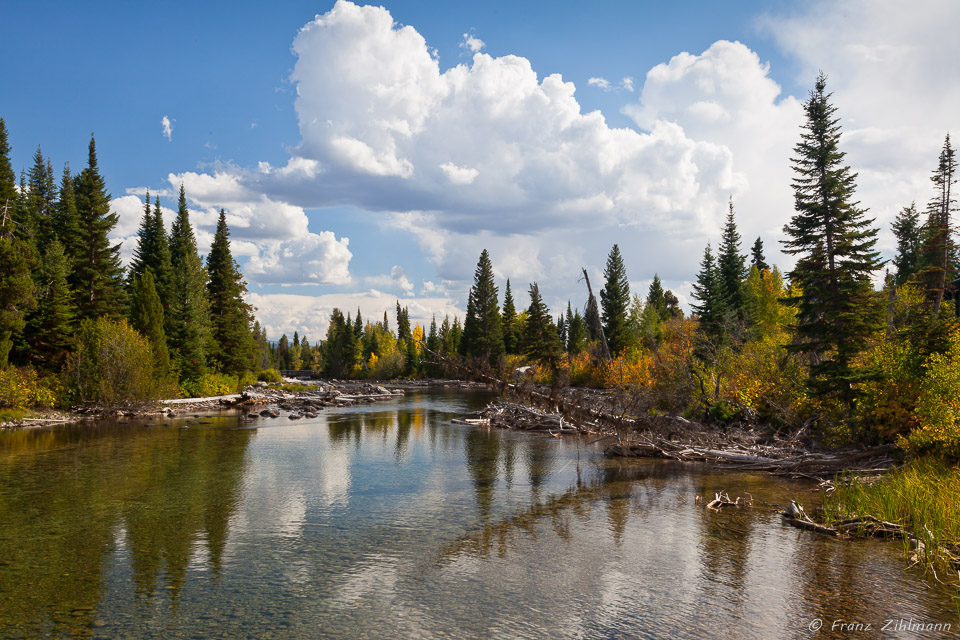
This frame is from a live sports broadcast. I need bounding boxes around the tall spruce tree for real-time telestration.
[0,123,36,366]
[27,147,57,251]
[501,279,519,354]
[781,73,883,403]
[168,184,209,379]
[207,208,253,374]
[717,199,747,319]
[565,302,587,354]
[0,119,16,221]
[73,135,124,320]
[600,244,631,355]
[25,240,75,366]
[522,283,561,368]
[129,269,170,378]
[130,194,173,319]
[750,237,769,275]
[892,202,922,286]
[462,249,503,365]
[918,134,957,316]
[691,242,724,339]
[646,274,666,320]
[52,163,80,261]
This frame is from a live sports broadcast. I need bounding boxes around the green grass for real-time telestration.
[824,458,960,583]
[0,408,28,423]
[278,383,312,393]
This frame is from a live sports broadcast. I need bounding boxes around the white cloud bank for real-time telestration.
[114,0,958,336]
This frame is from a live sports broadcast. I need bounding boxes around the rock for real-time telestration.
[248,413,259,419]
[288,414,302,420]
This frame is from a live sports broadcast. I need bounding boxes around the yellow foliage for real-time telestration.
[0,366,60,409]
[902,328,960,460]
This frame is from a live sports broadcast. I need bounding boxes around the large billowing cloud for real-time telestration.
[252,0,740,239]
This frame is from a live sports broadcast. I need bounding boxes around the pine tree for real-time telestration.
[717,199,748,319]
[396,301,411,342]
[750,237,769,276]
[0,119,16,222]
[73,135,124,320]
[169,184,210,379]
[25,240,75,367]
[565,302,587,354]
[27,146,57,250]
[892,202,922,286]
[691,242,724,339]
[130,194,173,319]
[461,250,503,365]
[52,163,80,261]
[0,234,36,367]
[278,334,289,369]
[129,269,170,378]
[781,73,883,403]
[354,308,363,338]
[501,279,519,354]
[523,283,561,368]
[917,134,957,316]
[600,244,631,355]
[646,274,666,320]
[207,209,254,374]
[323,308,358,378]
[300,337,313,369]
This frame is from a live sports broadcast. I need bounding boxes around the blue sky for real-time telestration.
[2,1,957,338]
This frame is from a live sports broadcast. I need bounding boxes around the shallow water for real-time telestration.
[0,389,956,639]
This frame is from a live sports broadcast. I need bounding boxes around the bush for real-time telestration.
[180,372,241,398]
[0,366,62,409]
[257,368,282,383]
[902,330,960,460]
[65,317,162,407]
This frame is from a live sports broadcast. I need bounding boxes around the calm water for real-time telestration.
[0,389,956,639]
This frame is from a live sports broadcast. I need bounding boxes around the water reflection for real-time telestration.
[0,391,956,639]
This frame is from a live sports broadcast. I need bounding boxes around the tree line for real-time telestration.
[0,122,267,404]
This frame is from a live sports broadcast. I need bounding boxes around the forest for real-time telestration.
[1,73,959,465]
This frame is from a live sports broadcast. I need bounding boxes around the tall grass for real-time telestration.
[824,458,960,582]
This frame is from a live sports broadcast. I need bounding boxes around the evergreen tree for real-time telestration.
[323,308,358,378]
[917,134,957,316]
[522,283,561,368]
[0,121,37,366]
[27,146,57,250]
[691,242,724,339]
[25,240,75,367]
[0,234,36,367]
[396,301,411,342]
[750,237,769,275]
[892,202,922,286]
[130,194,173,319]
[600,244,631,355]
[354,308,363,338]
[207,208,253,375]
[73,135,124,320]
[781,73,883,403]
[501,279,519,354]
[300,337,313,369]
[52,163,80,261]
[278,334,289,369]
[168,184,209,379]
[565,302,587,354]
[0,119,16,221]
[717,199,748,319]
[252,320,271,370]
[646,274,666,319]
[129,269,170,378]
[461,249,503,365]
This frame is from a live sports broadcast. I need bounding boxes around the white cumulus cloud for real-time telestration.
[161,115,173,141]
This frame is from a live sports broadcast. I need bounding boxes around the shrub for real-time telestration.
[902,330,960,460]
[257,368,282,383]
[0,366,62,409]
[65,317,162,407]
[180,372,240,398]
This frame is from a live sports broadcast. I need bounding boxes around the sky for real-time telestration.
[2,0,957,340]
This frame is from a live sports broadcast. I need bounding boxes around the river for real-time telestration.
[0,389,955,639]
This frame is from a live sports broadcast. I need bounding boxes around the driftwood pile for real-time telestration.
[459,401,581,434]
[216,383,405,421]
